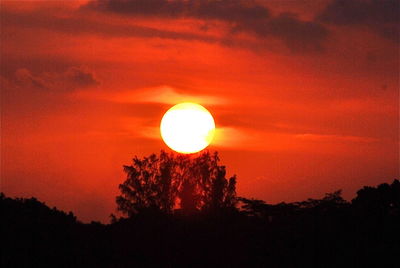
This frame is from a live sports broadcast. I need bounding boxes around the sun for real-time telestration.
[160,102,215,154]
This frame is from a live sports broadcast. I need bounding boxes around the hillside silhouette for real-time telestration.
[1,151,399,267]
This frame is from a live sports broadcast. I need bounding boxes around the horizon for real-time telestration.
[2,175,398,224]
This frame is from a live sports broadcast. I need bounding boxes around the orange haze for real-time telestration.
[1,0,398,222]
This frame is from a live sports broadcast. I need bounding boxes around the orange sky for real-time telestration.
[1,0,399,222]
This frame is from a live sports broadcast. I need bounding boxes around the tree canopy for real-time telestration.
[116,150,237,216]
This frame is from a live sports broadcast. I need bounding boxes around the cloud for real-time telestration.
[119,85,227,105]
[317,0,399,42]
[246,12,328,52]
[1,1,330,53]
[294,133,378,143]
[1,9,217,42]
[64,67,100,88]
[13,66,99,91]
[212,127,379,152]
[75,85,227,105]
[15,68,48,89]
[84,0,271,22]
[84,0,329,52]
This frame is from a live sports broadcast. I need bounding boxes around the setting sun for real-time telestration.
[160,102,215,154]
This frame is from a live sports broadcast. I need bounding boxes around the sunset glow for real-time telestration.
[0,0,398,222]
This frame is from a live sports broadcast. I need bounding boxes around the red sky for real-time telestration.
[1,0,399,222]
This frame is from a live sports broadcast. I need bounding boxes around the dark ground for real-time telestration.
[2,180,399,268]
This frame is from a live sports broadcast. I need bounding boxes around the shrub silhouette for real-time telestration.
[116,150,237,217]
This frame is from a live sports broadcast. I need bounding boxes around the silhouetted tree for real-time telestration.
[239,190,349,222]
[116,150,237,217]
[180,179,198,213]
[2,178,400,267]
[238,197,270,218]
[209,166,237,210]
[116,151,177,216]
[294,190,349,211]
[352,179,400,216]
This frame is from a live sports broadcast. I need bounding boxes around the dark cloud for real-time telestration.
[240,12,328,52]
[84,0,271,22]
[317,0,399,42]
[64,67,100,88]
[1,1,329,53]
[12,66,99,91]
[15,68,48,89]
[84,0,329,53]
[1,9,217,42]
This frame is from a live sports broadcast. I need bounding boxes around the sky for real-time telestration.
[1,0,399,222]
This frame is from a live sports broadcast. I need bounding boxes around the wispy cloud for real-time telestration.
[12,66,99,91]
[212,127,379,152]
[85,0,329,52]
[75,85,228,105]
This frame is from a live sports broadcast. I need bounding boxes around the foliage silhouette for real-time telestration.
[352,179,400,213]
[1,155,399,267]
[116,150,237,217]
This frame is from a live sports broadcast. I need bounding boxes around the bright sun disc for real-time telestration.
[160,102,215,154]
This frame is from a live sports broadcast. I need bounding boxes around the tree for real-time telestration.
[352,179,400,215]
[116,150,237,217]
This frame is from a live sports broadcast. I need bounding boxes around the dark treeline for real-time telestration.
[1,151,399,267]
